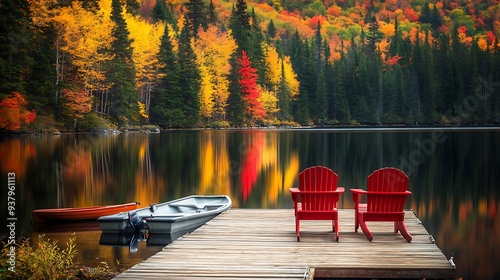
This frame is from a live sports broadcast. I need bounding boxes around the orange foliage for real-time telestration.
[0,92,36,131]
[384,55,402,66]
[62,87,92,120]
[403,7,419,22]
[326,5,340,17]
[308,15,326,29]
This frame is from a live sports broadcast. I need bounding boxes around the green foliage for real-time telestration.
[1,235,75,280]
[107,0,138,125]
[0,0,31,94]
[303,0,326,17]
[76,112,115,132]
[1,235,117,280]
[178,19,201,127]
[3,0,500,131]
[186,0,207,37]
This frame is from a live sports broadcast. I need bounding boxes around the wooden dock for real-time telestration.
[114,209,456,279]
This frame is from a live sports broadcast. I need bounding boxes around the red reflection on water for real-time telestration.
[240,133,265,201]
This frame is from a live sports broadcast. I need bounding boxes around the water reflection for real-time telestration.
[0,129,498,279]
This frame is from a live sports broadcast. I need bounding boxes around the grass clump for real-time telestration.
[1,235,117,280]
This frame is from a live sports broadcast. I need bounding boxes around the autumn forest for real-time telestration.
[1,0,500,131]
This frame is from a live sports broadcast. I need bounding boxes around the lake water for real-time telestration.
[1,128,498,279]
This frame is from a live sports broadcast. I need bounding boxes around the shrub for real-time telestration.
[0,235,117,280]
[1,235,76,280]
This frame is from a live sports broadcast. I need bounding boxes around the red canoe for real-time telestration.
[32,202,139,223]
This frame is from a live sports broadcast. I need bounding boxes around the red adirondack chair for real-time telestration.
[350,167,413,242]
[289,166,344,241]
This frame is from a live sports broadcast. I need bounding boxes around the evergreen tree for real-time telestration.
[366,15,383,53]
[208,0,217,26]
[26,22,57,113]
[311,70,327,122]
[227,55,245,126]
[267,19,276,40]
[287,30,310,123]
[277,60,290,120]
[125,0,140,15]
[393,63,407,121]
[0,0,31,95]
[229,0,251,53]
[313,22,323,72]
[388,17,403,57]
[177,20,201,127]
[150,26,183,127]
[249,8,265,84]
[107,0,138,124]
[152,0,175,24]
[330,62,350,123]
[435,33,452,112]
[185,0,207,38]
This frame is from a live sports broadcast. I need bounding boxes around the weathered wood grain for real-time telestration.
[114,209,456,279]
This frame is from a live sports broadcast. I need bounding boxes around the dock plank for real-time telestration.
[114,209,456,279]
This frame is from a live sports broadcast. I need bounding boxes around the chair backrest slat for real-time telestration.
[299,166,339,211]
[367,167,409,212]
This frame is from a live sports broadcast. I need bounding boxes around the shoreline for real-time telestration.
[1,124,500,136]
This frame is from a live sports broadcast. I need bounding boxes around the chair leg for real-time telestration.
[394,221,399,233]
[296,218,300,242]
[397,221,412,242]
[334,220,340,241]
[354,211,359,233]
[359,217,373,241]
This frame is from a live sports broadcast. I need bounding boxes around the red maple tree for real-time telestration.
[0,92,36,131]
[238,50,266,122]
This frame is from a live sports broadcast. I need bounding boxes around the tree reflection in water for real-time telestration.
[0,128,498,278]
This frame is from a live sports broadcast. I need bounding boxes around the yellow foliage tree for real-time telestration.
[125,14,165,116]
[262,42,300,118]
[53,1,113,100]
[194,25,237,120]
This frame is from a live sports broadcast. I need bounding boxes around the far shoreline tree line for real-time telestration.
[1,0,499,133]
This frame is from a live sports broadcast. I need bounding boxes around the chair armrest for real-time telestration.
[363,191,412,196]
[294,190,344,194]
[350,189,366,207]
[289,188,299,204]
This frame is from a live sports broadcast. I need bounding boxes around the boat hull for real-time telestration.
[97,212,132,233]
[98,195,231,234]
[146,211,222,234]
[32,202,139,223]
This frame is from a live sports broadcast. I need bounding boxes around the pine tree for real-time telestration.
[185,0,207,38]
[366,15,383,53]
[107,0,138,124]
[178,19,201,127]
[312,70,327,122]
[152,0,174,24]
[125,0,140,15]
[313,22,323,72]
[267,19,276,40]
[229,0,251,53]
[227,55,245,126]
[150,26,183,128]
[249,8,265,84]
[0,0,31,94]
[208,0,217,26]
[26,22,57,112]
